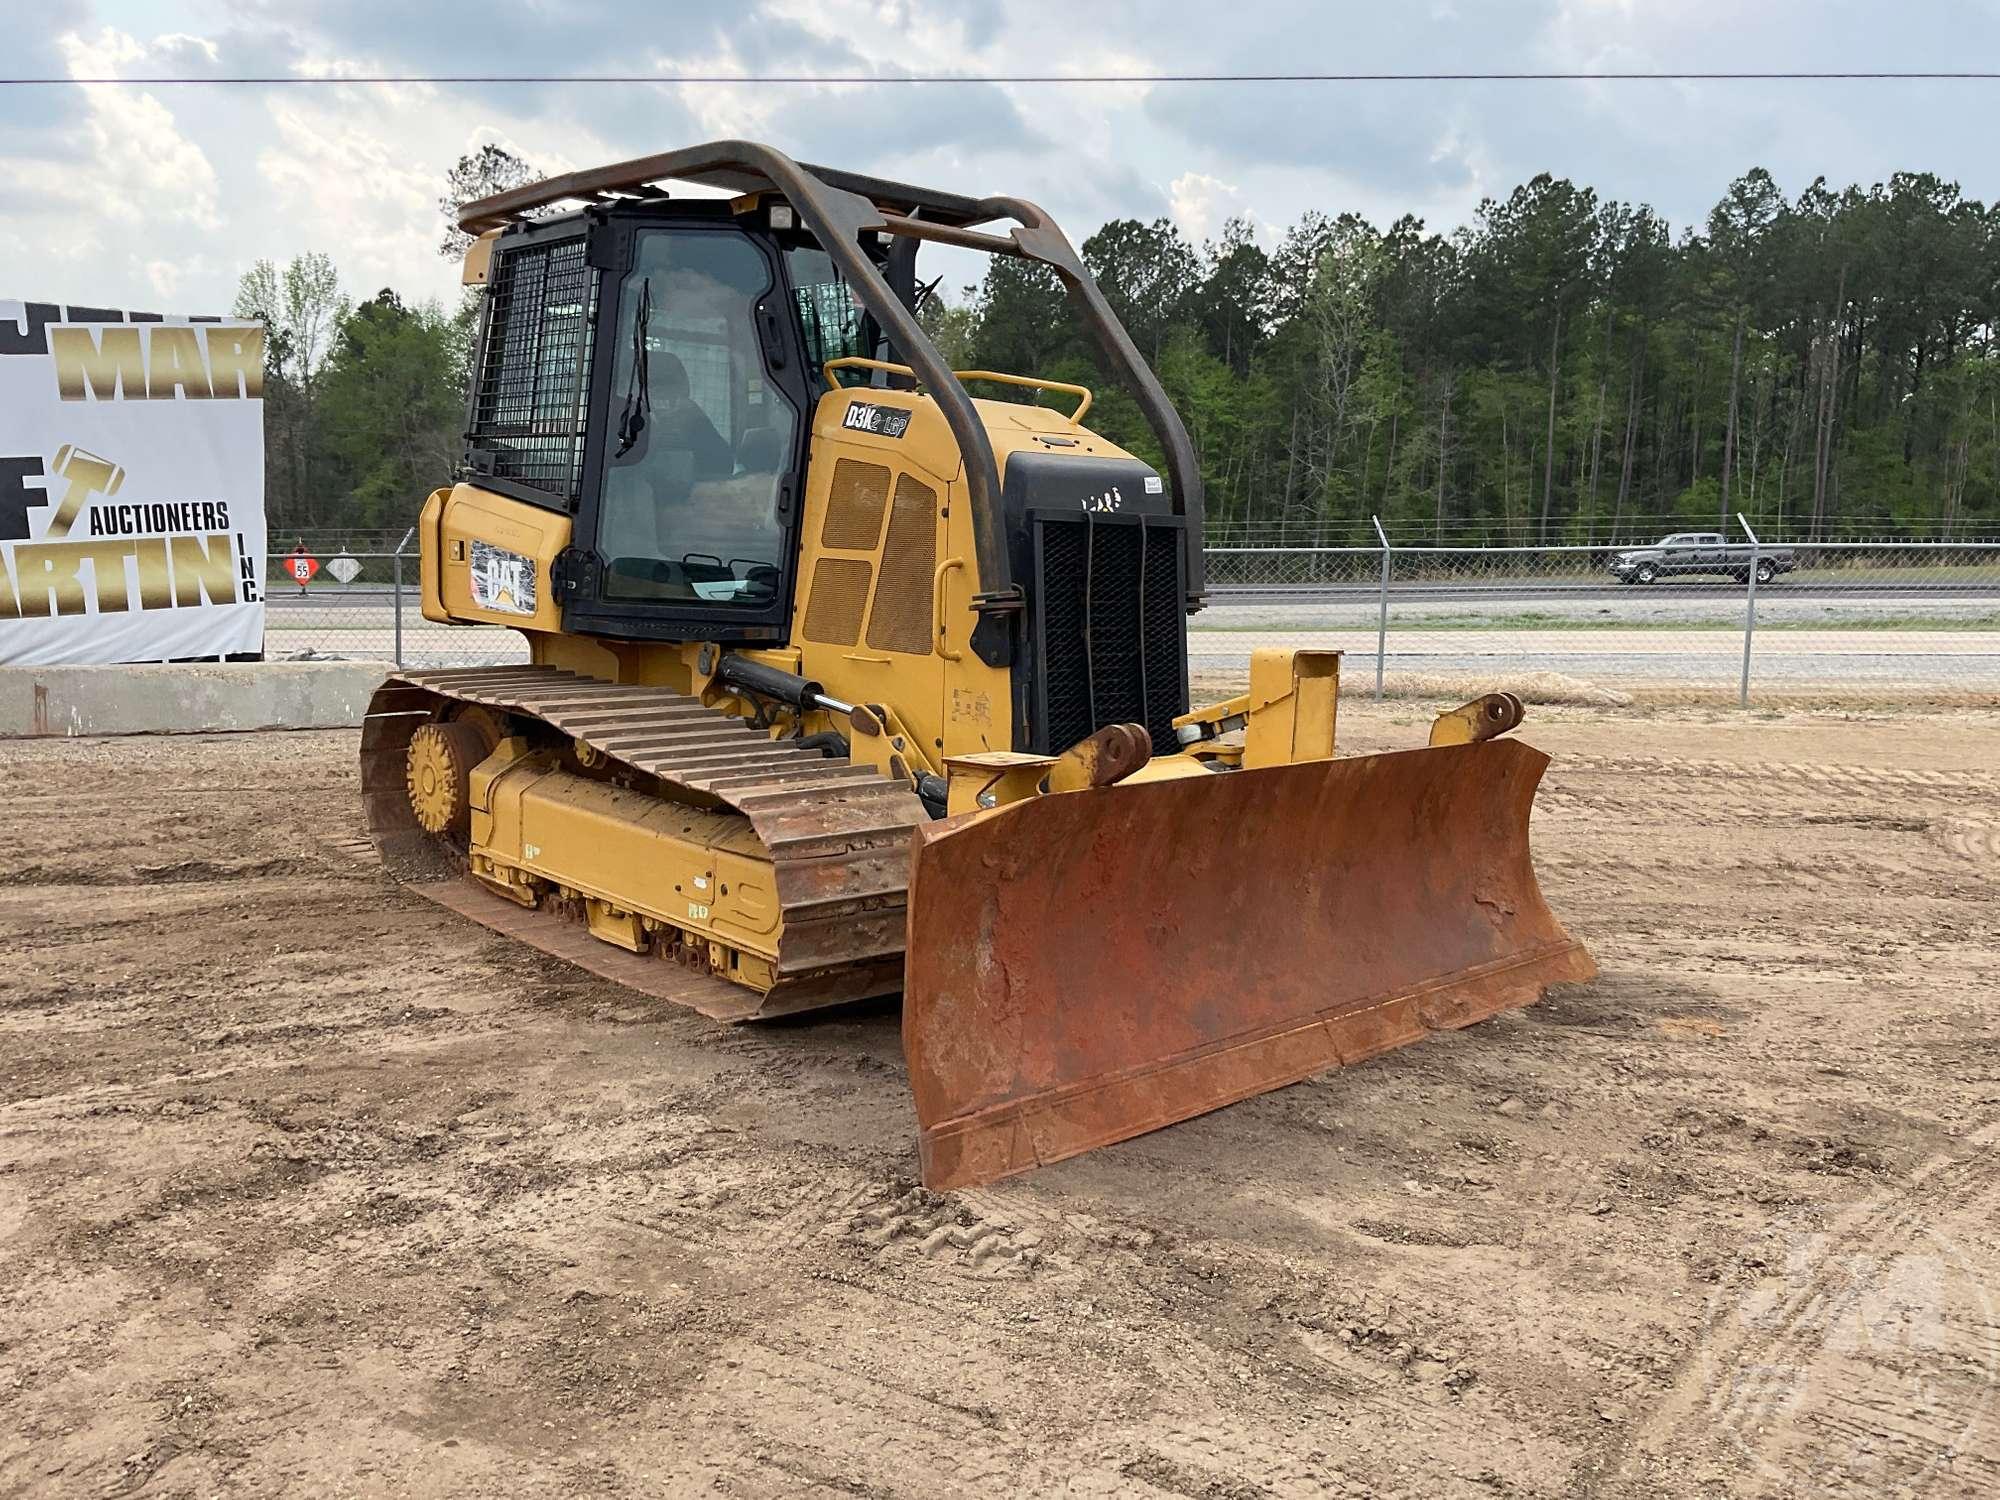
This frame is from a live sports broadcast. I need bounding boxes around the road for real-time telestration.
[269,580,2000,610]
[259,564,1999,695]
[259,604,2000,695]
[1186,627,2000,690]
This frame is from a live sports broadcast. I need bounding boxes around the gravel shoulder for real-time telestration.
[2,705,1996,1497]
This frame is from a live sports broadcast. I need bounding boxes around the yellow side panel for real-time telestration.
[418,487,448,622]
[430,482,571,634]
[479,760,782,961]
[783,385,1141,764]
[790,389,965,772]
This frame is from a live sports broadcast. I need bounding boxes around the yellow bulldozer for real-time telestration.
[363,141,1593,1189]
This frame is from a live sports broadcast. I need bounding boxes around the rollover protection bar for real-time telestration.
[456,139,1209,669]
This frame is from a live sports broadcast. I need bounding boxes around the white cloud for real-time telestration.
[154,32,219,65]
[4,0,2000,318]
[0,25,223,304]
[1169,172,1249,242]
[18,28,222,229]
[257,98,439,293]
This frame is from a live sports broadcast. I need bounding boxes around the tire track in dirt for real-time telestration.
[1931,818,2000,867]
[657,1339,1158,1495]
[8,712,1998,1495]
[1558,753,2000,795]
[1604,1116,2000,1495]
[575,1151,1060,1290]
[1536,848,1940,894]
[0,858,354,888]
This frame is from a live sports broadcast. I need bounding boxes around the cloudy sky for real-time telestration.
[5,0,1999,317]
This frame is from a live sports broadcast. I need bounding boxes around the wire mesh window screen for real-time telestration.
[785,247,871,373]
[469,236,597,499]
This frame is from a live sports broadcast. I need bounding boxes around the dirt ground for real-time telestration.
[2,701,1997,1498]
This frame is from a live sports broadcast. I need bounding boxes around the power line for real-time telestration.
[3,70,1998,87]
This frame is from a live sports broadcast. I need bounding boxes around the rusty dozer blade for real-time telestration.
[902,738,1595,1190]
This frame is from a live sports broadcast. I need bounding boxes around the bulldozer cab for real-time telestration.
[452,143,1206,730]
[466,200,875,643]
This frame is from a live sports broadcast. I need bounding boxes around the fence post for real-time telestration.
[393,525,415,669]
[1371,515,1390,701]
[1736,512,1760,708]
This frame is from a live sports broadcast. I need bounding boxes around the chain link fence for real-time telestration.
[1201,516,2000,704]
[265,531,526,670]
[1203,513,2000,549]
[263,519,2000,705]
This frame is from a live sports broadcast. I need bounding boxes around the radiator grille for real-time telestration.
[867,473,937,656]
[822,459,889,550]
[468,237,596,498]
[803,556,872,645]
[1033,518,1186,755]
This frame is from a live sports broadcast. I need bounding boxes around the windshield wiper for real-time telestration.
[614,276,652,458]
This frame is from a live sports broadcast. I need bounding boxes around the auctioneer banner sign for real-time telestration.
[0,301,267,664]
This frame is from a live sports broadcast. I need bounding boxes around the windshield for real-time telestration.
[595,228,798,606]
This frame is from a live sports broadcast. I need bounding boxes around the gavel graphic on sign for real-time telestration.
[46,445,126,538]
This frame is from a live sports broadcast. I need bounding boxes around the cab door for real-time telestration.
[562,217,816,643]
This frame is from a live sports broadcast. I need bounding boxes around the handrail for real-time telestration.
[933,558,966,662]
[822,358,1093,427]
[973,191,1206,603]
[822,355,916,388]
[951,370,1092,426]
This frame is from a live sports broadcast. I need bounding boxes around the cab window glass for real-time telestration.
[596,229,799,606]
[785,245,874,378]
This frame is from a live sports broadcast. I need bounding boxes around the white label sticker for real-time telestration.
[841,400,913,438]
[1143,475,1164,494]
[693,875,709,891]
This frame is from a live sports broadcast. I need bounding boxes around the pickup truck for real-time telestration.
[1608,532,1796,585]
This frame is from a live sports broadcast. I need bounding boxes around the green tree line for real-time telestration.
[947,167,2000,541]
[239,156,2000,544]
[232,253,473,539]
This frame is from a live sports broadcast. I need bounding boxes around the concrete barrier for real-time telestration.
[0,661,392,736]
